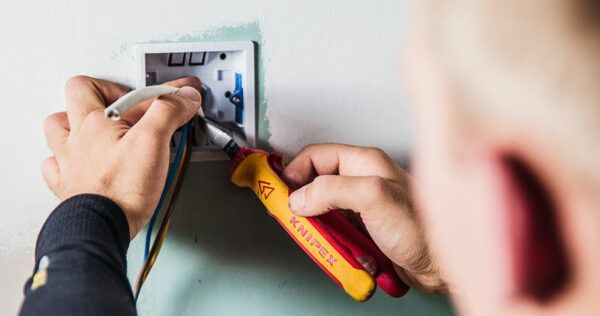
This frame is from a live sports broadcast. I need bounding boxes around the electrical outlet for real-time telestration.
[136,41,256,161]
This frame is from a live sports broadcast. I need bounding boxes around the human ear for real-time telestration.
[477,151,570,303]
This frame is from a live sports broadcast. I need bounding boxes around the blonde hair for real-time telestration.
[430,0,600,185]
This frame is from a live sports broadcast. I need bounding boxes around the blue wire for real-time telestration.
[143,123,189,261]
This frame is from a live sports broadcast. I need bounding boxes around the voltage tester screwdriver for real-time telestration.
[198,115,409,301]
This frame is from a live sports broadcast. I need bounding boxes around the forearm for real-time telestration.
[20,194,136,316]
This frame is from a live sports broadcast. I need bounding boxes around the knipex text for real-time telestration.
[289,216,337,267]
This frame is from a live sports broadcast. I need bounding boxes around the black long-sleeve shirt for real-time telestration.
[20,194,136,316]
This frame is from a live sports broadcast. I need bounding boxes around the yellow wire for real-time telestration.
[134,156,184,294]
[134,137,189,298]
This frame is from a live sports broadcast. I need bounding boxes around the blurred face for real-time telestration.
[404,3,600,316]
[403,22,496,314]
[405,44,517,314]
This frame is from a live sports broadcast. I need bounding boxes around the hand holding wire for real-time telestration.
[105,86,179,121]
[42,75,201,239]
[99,82,201,299]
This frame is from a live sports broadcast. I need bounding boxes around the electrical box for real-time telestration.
[136,41,256,161]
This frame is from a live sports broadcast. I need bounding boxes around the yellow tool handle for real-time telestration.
[230,152,376,301]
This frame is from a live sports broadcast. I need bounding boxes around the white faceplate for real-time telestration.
[136,41,256,161]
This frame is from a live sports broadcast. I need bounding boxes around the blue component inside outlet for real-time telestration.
[229,73,244,124]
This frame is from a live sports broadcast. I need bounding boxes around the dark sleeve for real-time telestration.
[20,194,136,316]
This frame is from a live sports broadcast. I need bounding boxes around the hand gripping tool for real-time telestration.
[198,116,409,301]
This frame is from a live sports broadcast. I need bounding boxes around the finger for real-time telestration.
[288,175,401,217]
[41,156,60,193]
[356,255,377,276]
[119,76,202,126]
[65,76,129,132]
[283,144,404,188]
[290,174,426,279]
[43,112,70,152]
[130,86,201,142]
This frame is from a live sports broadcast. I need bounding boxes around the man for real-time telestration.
[21,0,600,315]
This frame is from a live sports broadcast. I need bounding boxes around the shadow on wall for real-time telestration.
[137,161,453,315]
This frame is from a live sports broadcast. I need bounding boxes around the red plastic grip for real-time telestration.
[266,152,409,297]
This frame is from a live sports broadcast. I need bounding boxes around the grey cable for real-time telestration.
[104,85,179,121]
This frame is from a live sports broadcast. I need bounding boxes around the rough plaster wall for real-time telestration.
[0,1,428,315]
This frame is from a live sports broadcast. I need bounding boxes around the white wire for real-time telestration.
[104,85,179,121]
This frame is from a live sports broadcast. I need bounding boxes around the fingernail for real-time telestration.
[288,187,306,214]
[176,86,201,102]
[356,255,377,276]
[282,169,298,189]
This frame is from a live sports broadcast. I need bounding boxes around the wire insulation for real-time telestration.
[143,123,189,261]
[135,122,192,300]
[104,85,178,121]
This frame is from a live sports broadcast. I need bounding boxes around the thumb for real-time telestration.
[288,175,392,217]
[288,175,395,276]
[133,86,201,140]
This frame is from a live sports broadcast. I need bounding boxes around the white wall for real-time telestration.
[0,1,419,314]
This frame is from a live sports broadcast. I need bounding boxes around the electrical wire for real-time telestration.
[104,86,179,121]
[103,86,194,299]
[135,128,190,299]
[143,123,189,261]
[134,122,192,300]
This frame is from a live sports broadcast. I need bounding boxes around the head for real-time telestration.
[404,0,600,315]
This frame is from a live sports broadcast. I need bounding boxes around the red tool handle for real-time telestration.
[267,152,409,297]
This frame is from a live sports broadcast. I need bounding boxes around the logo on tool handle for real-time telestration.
[290,216,337,267]
[258,180,275,200]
